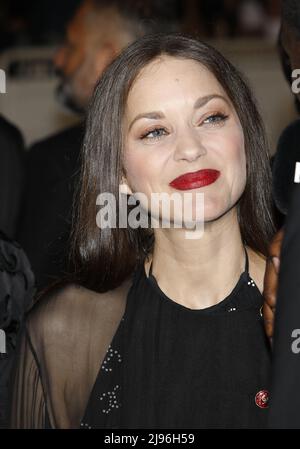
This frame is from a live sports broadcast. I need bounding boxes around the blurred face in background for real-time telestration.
[54,0,119,114]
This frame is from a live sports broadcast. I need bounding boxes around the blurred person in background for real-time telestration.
[264,0,300,332]
[278,0,300,111]
[270,0,300,223]
[0,231,35,428]
[269,0,300,229]
[264,185,300,428]
[17,0,180,291]
[0,115,25,239]
[0,91,35,430]
[0,107,34,431]
[0,13,37,426]
[263,0,300,428]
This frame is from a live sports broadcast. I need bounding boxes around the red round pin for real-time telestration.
[255,390,269,409]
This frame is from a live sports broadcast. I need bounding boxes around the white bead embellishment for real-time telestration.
[100,384,121,414]
[101,344,122,372]
[228,307,237,312]
[247,278,255,287]
[80,422,92,429]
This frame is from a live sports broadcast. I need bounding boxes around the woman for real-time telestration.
[11,34,275,429]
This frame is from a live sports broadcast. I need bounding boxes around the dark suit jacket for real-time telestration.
[0,115,24,238]
[17,123,84,291]
[269,183,300,428]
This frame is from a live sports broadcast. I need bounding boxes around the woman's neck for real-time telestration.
[145,207,247,309]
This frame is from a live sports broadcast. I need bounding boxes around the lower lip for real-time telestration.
[169,169,221,190]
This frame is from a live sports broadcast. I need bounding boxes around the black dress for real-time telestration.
[79,249,271,429]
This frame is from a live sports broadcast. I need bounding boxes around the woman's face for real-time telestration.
[123,56,246,225]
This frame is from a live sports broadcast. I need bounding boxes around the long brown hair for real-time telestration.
[70,33,275,293]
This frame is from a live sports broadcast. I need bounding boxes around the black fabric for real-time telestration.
[0,231,35,428]
[272,119,300,217]
[17,123,83,291]
[80,251,271,429]
[269,183,300,428]
[0,115,25,239]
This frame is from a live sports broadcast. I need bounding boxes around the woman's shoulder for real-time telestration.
[23,278,132,416]
[25,278,132,346]
[247,247,266,294]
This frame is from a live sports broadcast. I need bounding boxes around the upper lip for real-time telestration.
[169,168,220,188]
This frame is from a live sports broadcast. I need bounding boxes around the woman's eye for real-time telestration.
[202,113,229,126]
[141,127,167,140]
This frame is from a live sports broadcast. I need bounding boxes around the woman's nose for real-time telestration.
[173,129,207,162]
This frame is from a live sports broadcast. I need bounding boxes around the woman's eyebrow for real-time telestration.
[128,111,164,131]
[194,94,229,109]
[128,94,229,131]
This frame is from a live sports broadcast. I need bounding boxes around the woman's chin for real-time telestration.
[202,202,231,223]
[151,201,233,229]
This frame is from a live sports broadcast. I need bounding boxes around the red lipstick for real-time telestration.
[169,169,220,190]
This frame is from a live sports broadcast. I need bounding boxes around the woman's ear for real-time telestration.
[119,175,133,195]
